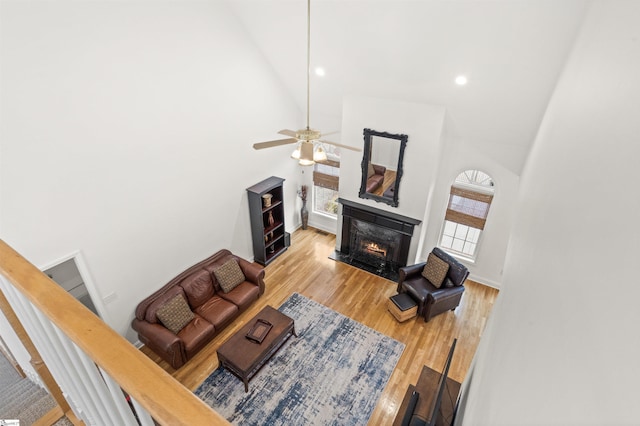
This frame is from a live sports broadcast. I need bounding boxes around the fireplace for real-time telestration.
[349,219,402,274]
[331,199,421,281]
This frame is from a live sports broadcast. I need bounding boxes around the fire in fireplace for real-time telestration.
[364,242,387,257]
[349,220,401,274]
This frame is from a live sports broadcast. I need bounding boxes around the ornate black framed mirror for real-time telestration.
[358,128,408,207]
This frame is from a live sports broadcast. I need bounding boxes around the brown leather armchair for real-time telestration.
[132,249,264,369]
[396,248,468,322]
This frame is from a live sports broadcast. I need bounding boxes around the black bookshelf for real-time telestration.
[247,176,287,265]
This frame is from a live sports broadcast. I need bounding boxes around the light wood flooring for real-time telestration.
[140,228,499,424]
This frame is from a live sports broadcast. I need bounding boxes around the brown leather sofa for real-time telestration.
[366,164,386,193]
[132,249,265,369]
[396,247,468,322]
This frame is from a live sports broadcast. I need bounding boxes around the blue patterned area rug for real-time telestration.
[195,292,405,425]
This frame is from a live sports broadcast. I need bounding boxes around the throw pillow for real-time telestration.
[432,247,468,286]
[156,294,194,335]
[421,253,450,288]
[213,259,246,293]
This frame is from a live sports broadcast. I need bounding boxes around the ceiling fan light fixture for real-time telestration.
[299,141,315,166]
[291,144,301,160]
[296,128,321,141]
[313,145,327,162]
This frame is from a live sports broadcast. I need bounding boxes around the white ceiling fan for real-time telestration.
[252,0,361,165]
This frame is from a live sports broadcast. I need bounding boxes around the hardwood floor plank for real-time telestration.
[139,227,499,424]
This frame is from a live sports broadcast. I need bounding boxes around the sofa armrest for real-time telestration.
[397,262,427,292]
[373,164,387,175]
[236,256,266,295]
[427,285,465,304]
[399,262,426,279]
[366,175,384,193]
[132,319,186,367]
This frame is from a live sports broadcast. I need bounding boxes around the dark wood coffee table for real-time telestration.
[216,305,296,392]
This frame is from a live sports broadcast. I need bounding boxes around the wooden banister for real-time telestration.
[0,239,229,425]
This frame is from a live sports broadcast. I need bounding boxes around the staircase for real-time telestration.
[0,352,69,425]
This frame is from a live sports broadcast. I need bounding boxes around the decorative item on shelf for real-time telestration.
[262,193,273,208]
[268,245,275,254]
[298,185,309,230]
[267,211,275,227]
[269,231,274,241]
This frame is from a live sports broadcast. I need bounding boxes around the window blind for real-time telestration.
[444,186,494,230]
[313,159,340,191]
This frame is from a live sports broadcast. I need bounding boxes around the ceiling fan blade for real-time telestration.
[253,138,298,150]
[278,129,298,138]
[320,139,362,152]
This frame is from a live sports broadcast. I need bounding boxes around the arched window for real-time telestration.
[439,170,495,259]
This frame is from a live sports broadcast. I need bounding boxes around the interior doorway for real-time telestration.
[42,253,103,319]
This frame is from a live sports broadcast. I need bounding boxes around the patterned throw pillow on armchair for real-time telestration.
[421,253,450,288]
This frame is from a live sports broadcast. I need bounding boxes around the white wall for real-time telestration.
[337,95,446,263]
[420,132,520,288]
[0,1,303,342]
[460,2,640,424]
[335,95,518,288]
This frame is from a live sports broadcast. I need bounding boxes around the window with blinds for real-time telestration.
[313,159,340,191]
[313,159,340,216]
[440,171,495,258]
[445,186,494,230]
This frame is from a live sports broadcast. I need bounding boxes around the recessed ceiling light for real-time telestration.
[315,67,326,77]
[455,75,468,86]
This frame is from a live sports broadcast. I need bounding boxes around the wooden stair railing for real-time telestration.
[0,239,229,425]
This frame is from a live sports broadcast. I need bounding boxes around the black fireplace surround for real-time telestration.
[332,199,421,281]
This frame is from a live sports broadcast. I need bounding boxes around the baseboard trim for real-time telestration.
[306,221,337,235]
[468,273,501,290]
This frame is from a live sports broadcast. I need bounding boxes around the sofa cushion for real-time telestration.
[213,259,246,293]
[180,269,214,309]
[144,286,187,324]
[402,275,437,302]
[219,281,261,310]
[156,294,194,334]
[432,247,468,286]
[448,263,468,287]
[367,162,375,178]
[422,253,450,288]
[366,174,385,193]
[194,296,239,330]
[178,314,216,359]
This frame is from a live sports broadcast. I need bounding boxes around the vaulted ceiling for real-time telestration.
[229,0,589,175]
